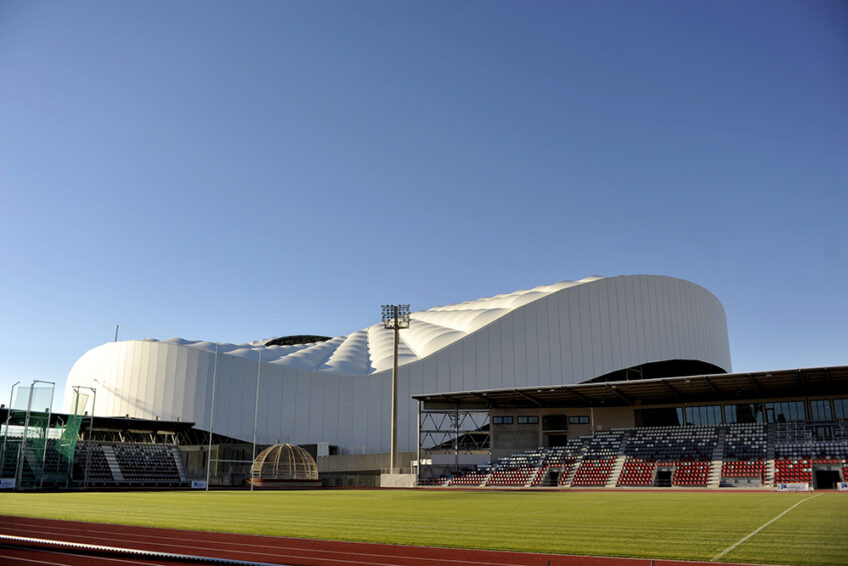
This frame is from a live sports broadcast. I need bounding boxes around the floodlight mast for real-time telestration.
[381,304,410,474]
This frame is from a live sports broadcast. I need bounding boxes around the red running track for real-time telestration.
[0,516,773,566]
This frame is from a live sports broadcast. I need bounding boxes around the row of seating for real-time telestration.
[673,460,711,486]
[427,422,848,488]
[617,457,655,486]
[112,444,180,481]
[722,460,766,482]
[571,457,614,486]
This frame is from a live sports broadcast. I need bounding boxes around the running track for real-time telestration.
[0,516,772,566]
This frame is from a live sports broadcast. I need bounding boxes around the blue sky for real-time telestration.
[1,1,846,408]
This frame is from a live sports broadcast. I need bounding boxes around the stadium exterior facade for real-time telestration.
[63,275,731,459]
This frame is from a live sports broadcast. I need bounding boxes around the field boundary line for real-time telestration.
[710,493,823,562]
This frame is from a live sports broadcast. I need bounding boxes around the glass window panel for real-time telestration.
[810,400,832,422]
[835,399,848,419]
[766,401,806,423]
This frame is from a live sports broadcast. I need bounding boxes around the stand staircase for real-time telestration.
[101,445,125,481]
[708,427,727,488]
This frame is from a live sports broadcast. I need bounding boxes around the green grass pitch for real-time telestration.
[1,490,846,565]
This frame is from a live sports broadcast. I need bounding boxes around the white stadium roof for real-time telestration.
[145,276,605,375]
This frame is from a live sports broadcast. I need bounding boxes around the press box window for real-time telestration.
[517,416,539,425]
[542,415,568,430]
[568,416,589,424]
[492,416,513,425]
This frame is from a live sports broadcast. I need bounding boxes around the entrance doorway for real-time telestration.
[654,469,672,487]
[813,469,841,490]
[547,434,569,447]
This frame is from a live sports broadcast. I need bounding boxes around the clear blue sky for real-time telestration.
[1,1,846,409]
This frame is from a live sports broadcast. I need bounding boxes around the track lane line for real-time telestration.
[0,527,546,566]
[0,523,623,566]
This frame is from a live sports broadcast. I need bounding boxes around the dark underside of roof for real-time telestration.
[414,366,848,410]
[0,410,195,435]
[264,335,331,346]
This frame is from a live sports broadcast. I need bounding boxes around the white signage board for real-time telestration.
[0,478,15,489]
[191,480,207,489]
[777,482,810,492]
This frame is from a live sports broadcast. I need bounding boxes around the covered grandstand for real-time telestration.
[415,366,848,489]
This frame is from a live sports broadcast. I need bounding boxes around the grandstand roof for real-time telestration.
[0,409,194,434]
[413,365,848,409]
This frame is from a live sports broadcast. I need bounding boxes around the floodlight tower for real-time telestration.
[381,304,410,474]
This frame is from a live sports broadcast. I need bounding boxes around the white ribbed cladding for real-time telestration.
[136,279,598,374]
[270,337,344,370]
[411,308,509,333]
[367,324,417,373]
[398,318,466,359]
[319,329,372,374]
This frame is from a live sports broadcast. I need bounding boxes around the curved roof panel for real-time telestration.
[139,277,604,375]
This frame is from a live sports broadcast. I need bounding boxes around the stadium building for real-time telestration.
[3,274,846,490]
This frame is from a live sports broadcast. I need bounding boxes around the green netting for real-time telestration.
[59,391,88,463]
[18,409,49,489]
[3,385,55,489]
[20,386,53,489]
[1,384,84,489]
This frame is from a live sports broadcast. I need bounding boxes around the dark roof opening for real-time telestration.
[264,335,331,347]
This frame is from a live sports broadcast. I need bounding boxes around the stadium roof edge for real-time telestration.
[412,365,848,409]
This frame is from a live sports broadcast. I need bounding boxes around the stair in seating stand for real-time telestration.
[606,433,629,488]
[170,445,189,482]
[708,426,726,488]
[480,470,495,487]
[526,463,547,487]
[101,445,124,481]
[765,425,776,488]
[561,445,588,488]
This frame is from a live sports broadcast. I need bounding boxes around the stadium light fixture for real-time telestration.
[381,304,411,474]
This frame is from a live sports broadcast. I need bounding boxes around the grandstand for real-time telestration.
[0,409,191,489]
[415,365,847,490]
[423,419,848,490]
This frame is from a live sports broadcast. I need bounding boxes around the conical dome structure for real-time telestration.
[250,443,318,483]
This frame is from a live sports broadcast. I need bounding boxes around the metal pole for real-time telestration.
[251,350,261,492]
[205,342,219,493]
[38,382,55,490]
[590,406,595,437]
[67,388,81,483]
[454,404,459,474]
[114,325,119,342]
[1,381,19,478]
[416,400,421,485]
[390,311,399,474]
[15,382,35,490]
[84,388,96,491]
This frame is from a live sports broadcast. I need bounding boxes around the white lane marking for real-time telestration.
[710,493,823,562]
[0,548,165,566]
[0,534,286,566]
